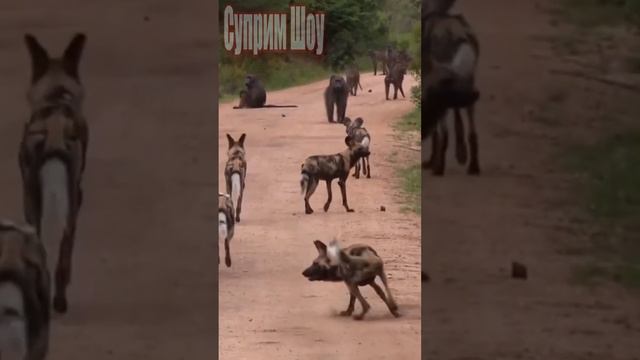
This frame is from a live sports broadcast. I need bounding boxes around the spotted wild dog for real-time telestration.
[302,239,400,320]
[300,136,370,214]
[343,117,371,179]
[224,133,247,222]
[0,219,51,360]
[422,0,481,175]
[218,193,235,267]
[18,33,88,314]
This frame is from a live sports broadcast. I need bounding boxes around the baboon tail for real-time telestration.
[264,104,299,108]
[300,172,309,196]
[218,212,228,241]
[358,81,363,90]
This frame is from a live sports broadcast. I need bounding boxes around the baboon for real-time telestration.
[324,75,349,123]
[387,48,412,70]
[422,0,481,175]
[233,74,297,109]
[345,67,363,96]
[0,220,51,360]
[302,239,400,320]
[384,61,409,100]
[369,48,391,76]
[299,136,370,214]
[343,117,371,179]
[19,32,88,314]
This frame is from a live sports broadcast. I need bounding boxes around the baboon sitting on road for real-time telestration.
[233,74,297,109]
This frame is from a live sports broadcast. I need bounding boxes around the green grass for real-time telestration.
[394,106,421,133]
[557,0,640,28]
[566,131,640,287]
[399,164,421,214]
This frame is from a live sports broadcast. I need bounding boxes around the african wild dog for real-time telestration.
[422,0,481,175]
[302,239,400,320]
[218,193,235,267]
[299,136,370,214]
[19,33,88,314]
[343,117,371,179]
[224,133,247,222]
[0,219,51,360]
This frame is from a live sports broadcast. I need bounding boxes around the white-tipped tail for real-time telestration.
[0,282,27,360]
[361,136,370,149]
[231,173,241,209]
[300,173,309,196]
[327,241,341,265]
[218,212,228,241]
[450,43,477,79]
[39,158,69,258]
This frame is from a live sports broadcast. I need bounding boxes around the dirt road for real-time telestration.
[424,1,640,359]
[0,1,217,358]
[218,74,421,359]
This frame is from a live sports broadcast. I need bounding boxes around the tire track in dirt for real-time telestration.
[424,1,640,359]
[218,73,421,359]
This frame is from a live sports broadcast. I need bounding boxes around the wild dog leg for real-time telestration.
[304,178,319,214]
[340,294,356,316]
[224,237,231,267]
[323,180,333,212]
[433,120,448,176]
[338,177,354,212]
[453,108,468,165]
[347,284,370,320]
[466,104,481,175]
[370,282,400,317]
[365,156,371,179]
[377,270,399,316]
[353,161,361,179]
[53,224,76,313]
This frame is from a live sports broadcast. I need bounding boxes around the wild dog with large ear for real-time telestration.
[302,239,400,320]
[224,133,247,222]
[0,219,51,360]
[20,32,89,314]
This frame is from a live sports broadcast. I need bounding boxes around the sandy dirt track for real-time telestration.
[0,1,217,358]
[218,73,421,359]
[424,1,640,359]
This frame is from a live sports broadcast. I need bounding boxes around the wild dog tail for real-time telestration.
[39,158,69,253]
[231,173,241,209]
[449,43,477,79]
[379,267,398,309]
[361,135,371,149]
[218,212,228,241]
[0,282,28,358]
[300,171,310,196]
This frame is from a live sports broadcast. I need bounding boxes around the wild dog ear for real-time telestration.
[354,117,364,128]
[226,134,235,149]
[343,117,352,127]
[24,34,50,84]
[338,249,351,264]
[238,133,246,147]
[313,240,327,255]
[344,136,353,148]
[62,33,87,80]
